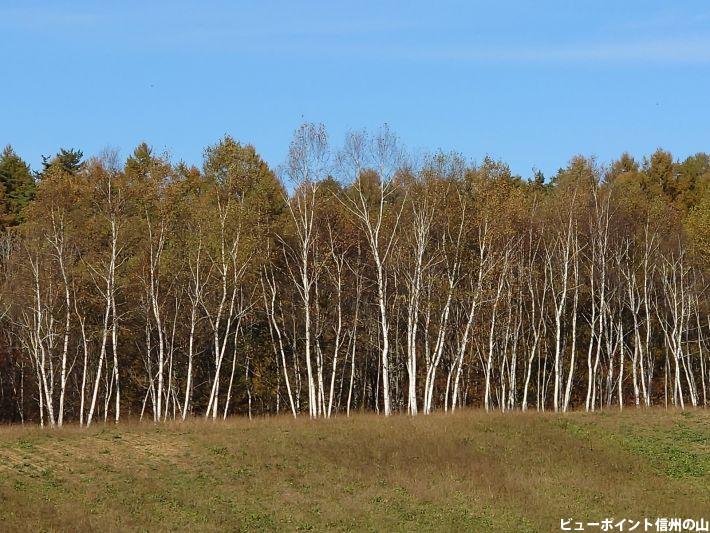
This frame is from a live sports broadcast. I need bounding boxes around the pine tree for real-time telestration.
[41,148,84,176]
[0,145,35,226]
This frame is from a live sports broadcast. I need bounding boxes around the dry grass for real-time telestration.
[0,408,707,532]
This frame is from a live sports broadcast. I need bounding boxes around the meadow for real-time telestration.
[0,409,707,532]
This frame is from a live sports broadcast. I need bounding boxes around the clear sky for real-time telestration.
[2,1,709,178]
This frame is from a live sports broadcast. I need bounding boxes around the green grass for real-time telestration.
[0,409,708,532]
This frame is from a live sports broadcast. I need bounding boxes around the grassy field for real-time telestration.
[0,409,707,532]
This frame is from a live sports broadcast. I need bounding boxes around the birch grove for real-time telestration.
[0,129,708,425]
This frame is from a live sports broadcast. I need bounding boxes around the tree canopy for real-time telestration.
[0,126,708,425]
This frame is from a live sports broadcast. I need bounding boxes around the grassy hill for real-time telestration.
[0,409,708,532]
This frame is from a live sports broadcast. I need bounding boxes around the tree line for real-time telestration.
[0,124,708,426]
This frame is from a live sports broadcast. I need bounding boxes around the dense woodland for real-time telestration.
[0,124,708,426]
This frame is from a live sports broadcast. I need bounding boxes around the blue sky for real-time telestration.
[2,1,709,178]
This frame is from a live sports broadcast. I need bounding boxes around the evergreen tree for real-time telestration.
[532,169,545,189]
[0,145,35,226]
[41,148,84,177]
[0,181,11,226]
